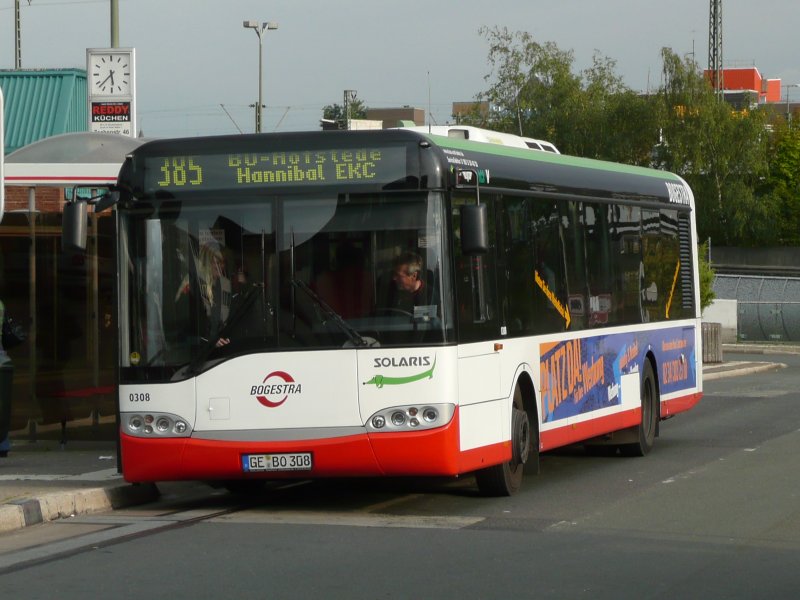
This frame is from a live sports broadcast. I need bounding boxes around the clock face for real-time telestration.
[90,52,132,96]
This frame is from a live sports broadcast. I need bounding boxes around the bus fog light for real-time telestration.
[144,425,153,434]
[174,420,188,434]
[156,417,170,432]
[422,408,438,422]
[366,404,454,433]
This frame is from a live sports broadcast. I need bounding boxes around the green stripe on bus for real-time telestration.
[426,134,681,182]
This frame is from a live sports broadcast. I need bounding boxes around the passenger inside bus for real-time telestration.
[174,237,232,347]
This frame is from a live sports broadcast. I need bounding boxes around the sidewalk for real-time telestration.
[0,353,789,535]
[0,440,158,534]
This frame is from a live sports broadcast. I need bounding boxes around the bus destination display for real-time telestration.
[144,146,408,193]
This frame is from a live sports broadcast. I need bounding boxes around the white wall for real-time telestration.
[702,299,738,343]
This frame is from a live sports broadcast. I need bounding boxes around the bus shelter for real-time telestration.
[2,132,145,442]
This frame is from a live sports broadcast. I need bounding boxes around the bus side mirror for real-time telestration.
[460,204,489,255]
[62,200,88,252]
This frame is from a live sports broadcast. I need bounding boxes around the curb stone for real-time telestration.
[0,482,159,534]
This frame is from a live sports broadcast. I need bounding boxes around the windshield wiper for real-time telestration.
[291,279,370,347]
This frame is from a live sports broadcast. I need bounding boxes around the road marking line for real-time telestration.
[210,510,484,529]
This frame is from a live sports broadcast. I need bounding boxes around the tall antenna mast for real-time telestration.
[708,0,723,96]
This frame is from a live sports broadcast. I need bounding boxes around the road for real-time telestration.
[1,353,799,599]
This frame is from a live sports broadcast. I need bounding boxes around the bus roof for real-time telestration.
[119,129,692,209]
[397,125,560,154]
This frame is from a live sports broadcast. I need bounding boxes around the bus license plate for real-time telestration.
[242,453,313,472]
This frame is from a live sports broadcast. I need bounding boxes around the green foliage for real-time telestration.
[322,98,367,129]
[474,33,794,248]
[761,123,800,244]
[698,240,716,312]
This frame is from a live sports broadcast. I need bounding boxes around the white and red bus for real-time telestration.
[112,128,701,495]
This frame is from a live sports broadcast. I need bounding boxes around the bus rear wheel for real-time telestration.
[620,360,658,457]
[475,385,535,496]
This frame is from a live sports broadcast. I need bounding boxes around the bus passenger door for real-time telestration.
[452,194,505,450]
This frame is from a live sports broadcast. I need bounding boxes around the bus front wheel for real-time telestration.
[475,385,535,496]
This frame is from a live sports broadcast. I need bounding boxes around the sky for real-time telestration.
[2,0,799,138]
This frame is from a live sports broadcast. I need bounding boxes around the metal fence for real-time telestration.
[714,274,800,342]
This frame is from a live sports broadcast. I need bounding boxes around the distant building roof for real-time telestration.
[0,69,88,154]
[703,66,782,104]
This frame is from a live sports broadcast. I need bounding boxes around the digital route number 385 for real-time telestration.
[157,157,203,187]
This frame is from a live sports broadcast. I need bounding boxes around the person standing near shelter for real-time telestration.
[0,299,14,457]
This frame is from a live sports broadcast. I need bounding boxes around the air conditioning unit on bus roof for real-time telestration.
[396,124,560,154]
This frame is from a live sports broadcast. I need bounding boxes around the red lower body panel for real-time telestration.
[661,392,702,418]
[540,391,703,451]
[121,392,703,483]
[121,409,465,483]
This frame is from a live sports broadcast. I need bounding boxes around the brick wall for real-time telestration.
[4,187,64,213]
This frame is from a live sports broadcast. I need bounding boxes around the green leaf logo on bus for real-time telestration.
[364,355,436,388]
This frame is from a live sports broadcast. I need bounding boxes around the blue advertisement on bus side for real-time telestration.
[539,327,696,423]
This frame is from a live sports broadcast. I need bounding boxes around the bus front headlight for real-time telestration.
[123,412,193,438]
[366,404,455,433]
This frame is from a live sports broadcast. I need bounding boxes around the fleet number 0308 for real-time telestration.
[128,392,151,402]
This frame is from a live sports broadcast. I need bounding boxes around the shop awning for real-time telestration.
[4,131,147,186]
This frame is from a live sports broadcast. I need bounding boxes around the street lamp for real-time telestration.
[243,20,278,133]
[785,83,800,125]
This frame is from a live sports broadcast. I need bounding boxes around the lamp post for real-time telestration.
[786,83,800,125]
[243,20,278,133]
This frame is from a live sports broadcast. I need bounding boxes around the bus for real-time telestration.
[113,128,701,496]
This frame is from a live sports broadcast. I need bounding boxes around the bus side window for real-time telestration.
[530,201,570,334]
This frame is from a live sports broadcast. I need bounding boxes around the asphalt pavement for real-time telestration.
[0,344,791,535]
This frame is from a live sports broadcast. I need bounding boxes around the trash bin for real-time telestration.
[702,322,723,364]
[0,364,13,443]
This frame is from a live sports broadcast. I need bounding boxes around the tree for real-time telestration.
[698,240,716,312]
[322,98,368,129]
[473,33,786,248]
[653,49,770,246]
[761,122,800,244]
[474,26,581,149]
[473,27,658,165]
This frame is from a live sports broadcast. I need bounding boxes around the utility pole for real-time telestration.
[708,0,723,97]
[14,0,21,68]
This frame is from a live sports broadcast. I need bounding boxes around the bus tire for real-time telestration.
[475,385,535,496]
[620,360,658,457]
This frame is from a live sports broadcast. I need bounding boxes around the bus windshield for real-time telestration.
[119,191,453,382]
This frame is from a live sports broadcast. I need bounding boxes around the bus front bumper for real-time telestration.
[119,409,469,483]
